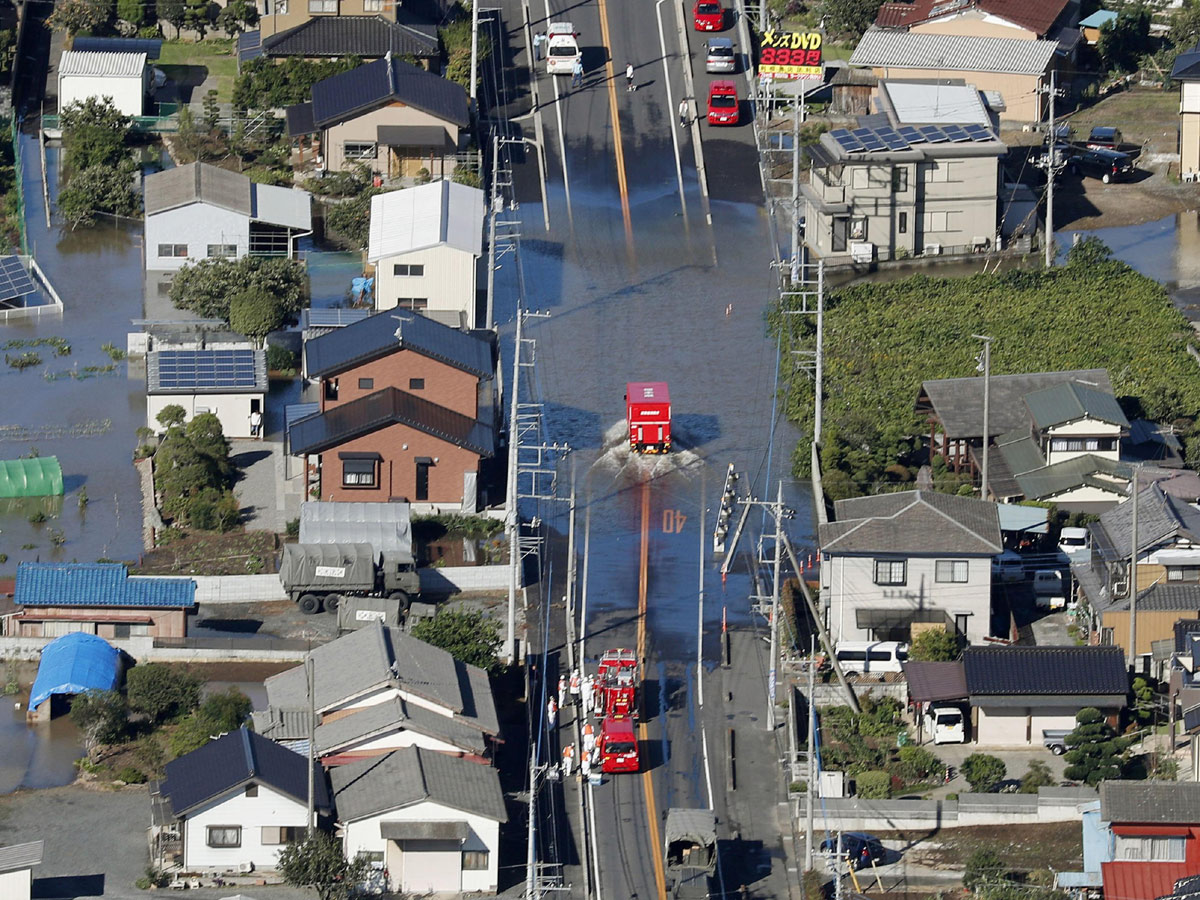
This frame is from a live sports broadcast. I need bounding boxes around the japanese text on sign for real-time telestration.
[759,30,823,79]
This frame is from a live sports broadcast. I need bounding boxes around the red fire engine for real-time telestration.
[599,716,639,773]
[626,382,671,454]
[594,648,638,719]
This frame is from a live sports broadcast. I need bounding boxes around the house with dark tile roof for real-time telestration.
[817,490,1001,646]
[963,645,1128,747]
[252,15,438,66]
[12,562,195,640]
[153,728,330,872]
[286,52,470,178]
[331,746,506,894]
[291,309,495,509]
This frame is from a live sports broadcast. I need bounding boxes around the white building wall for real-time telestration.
[341,800,501,894]
[338,685,463,722]
[181,784,310,871]
[1043,418,1123,464]
[144,204,251,272]
[331,728,462,757]
[374,245,479,325]
[823,555,991,645]
[147,392,264,439]
[59,73,144,117]
[975,706,1083,746]
[0,869,32,900]
[1183,81,1200,113]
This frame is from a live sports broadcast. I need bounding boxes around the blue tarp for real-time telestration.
[29,633,121,712]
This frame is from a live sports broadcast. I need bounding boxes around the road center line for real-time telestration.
[637,480,668,900]
[595,0,634,250]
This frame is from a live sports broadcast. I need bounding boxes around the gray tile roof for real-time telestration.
[1015,454,1130,502]
[1101,781,1200,824]
[850,27,1059,76]
[1172,46,1200,81]
[314,694,487,755]
[304,309,493,380]
[331,746,507,823]
[1093,483,1200,561]
[962,646,1128,696]
[144,162,252,217]
[288,387,495,458]
[1113,583,1200,613]
[305,53,469,130]
[251,706,313,741]
[0,840,43,874]
[820,490,1001,555]
[262,16,438,59]
[920,369,1113,440]
[1024,382,1129,430]
[902,661,968,702]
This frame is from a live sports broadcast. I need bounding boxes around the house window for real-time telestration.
[1168,567,1200,583]
[955,614,970,638]
[245,784,258,797]
[343,141,376,160]
[112,623,150,638]
[409,378,425,390]
[1115,835,1186,861]
[393,264,425,276]
[1050,438,1116,453]
[415,457,432,502]
[396,298,429,310]
[849,217,866,241]
[873,559,906,586]
[898,211,908,234]
[831,217,867,252]
[158,244,188,258]
[935,560,969,583]
[309,0,337,10]
[891,168,907,192]
[343,458,377,488]
[207,243,237,258]
[1101,627,1115,645]
[206,826,242,848]
[358,378,374,390]
[262,826,304,845]
[463,851,489,870]
[363,0,383,8]
[325,379,338,401]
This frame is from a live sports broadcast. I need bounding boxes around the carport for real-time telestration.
[902,661,967,744]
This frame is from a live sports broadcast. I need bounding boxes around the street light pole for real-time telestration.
[470,0,480,106]
[767,482,783,731]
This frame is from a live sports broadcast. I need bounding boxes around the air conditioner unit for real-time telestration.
[238,861,255,874]
[849,241,875,263]
[923,243,942,255]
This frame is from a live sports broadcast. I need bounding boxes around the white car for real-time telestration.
[991,551,1024,583]
[1058,527,1088,559]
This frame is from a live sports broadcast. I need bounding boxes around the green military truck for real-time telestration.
[279,543,420,615]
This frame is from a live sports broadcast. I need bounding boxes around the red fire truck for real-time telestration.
[599,716,639,773]
[626,382,671,454]
[594,648,638,719]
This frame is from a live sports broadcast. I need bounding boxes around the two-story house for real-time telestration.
[802,79,1006,265]
[818,490,1002,645]
[289,309,496,509]
[1099,782,1200,900]
[1172,45,1200,180]
[367,180,485,324]
[1073,484,1200,665]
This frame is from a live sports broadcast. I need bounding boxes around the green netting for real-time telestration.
[0,456,64,497]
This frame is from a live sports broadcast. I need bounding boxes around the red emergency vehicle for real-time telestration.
[594,648,638,719]
[626,382,671,454]
[599,716,639,773]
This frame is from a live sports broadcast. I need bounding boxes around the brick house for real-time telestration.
[290,310,496,510]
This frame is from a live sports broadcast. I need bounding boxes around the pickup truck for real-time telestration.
[1043,729,1071,755]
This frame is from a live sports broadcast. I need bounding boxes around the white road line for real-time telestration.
[542,0,573,216]
[674,0,711,223]
[588,782,603,900]
[656,0,687,217]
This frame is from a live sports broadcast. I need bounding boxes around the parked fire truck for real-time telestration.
[593,648,638,719]
[626,382,671,454]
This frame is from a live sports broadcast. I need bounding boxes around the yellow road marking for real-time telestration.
[594,0,634,250]
[637,480,668,900]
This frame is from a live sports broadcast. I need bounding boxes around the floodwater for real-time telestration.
[0,692,84,792]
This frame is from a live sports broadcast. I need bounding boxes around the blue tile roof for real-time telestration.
[15,563,196,609]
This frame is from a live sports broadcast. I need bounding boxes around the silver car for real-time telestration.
[705,38,736,73]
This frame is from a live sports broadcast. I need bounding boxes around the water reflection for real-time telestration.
[0,695,82,792]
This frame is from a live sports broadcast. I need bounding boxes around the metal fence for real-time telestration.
[10,115,26,254]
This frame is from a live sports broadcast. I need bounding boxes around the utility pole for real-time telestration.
[768,482,783,731]
[784,258,825,443]
[485,135,500,329]
[790,96,804,285]
[1044,68,1058,268]
[580,500,591,665]
[565,475,578,672]
[815,261,824,440]
[505,308,525,664]
[697,490,706,709]
[306,653,315,835]
[973,335,993,500]
[805,634,816,871]
[1129,466,1140,672]
[469,0,480,106]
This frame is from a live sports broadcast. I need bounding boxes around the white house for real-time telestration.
[332,746,507,894]
[146,348,267,439]
[58,50,148,117]
[818,490,1002,646]
[157,728,330,873]
[367,180,484,325]
[0,841,43,900]
[143,162,312,272]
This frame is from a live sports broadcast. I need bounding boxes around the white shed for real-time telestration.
[146,348,268,439]
[0,840,43,900]
[58,50,148,117]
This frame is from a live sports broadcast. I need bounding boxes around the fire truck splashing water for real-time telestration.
[591,420,703,479]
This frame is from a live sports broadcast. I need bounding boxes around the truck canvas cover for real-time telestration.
[279,543,377,588]
[665,808,717,869]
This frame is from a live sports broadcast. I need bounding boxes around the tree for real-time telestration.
[48,0,111,34]
[820,0,883,38]
[154,411,236,528]
[233,56,361,110]
[158,0,187,37]
[963,848,1007,892]
[855,770,890,798]
[117,0,145,26]
[157,404,187,429]
[70,690,128,761]
[60,97,131,171]
[228,288,285,346]
[216,0,258,35]
[57,161,140,229]
[961,753,1006,792]
[1097,7,1152,74]
[1019,760,1055,794]
[908,628,959,662]
[324,189,381,249]
[168,688,252,757]
[126,664,202,723]
[1171,0,1200,50]
[411,610,503,673]
[1064,707,1130,786]
[169,256,307,321]
[184,0,212,37]
[277,830,371,900]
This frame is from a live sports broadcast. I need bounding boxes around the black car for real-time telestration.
[1069,148,1134,184]
[820,832,887,869]
[1086,126,1123,149]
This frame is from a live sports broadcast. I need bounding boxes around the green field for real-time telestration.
[156,39,238,103]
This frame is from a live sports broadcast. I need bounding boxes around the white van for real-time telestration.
[546,22,581,75]
[923,703,966,744]
[1058,527,1088,559]
[1034,569,1065,609]
[834,641,908,675]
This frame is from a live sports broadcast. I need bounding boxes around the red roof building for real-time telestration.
[1099,782,1200,900]
[875,0,1074,39]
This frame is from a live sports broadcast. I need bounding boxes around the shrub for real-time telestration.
[117,765,147,784]
[896,745,942,782]
[126,663,202,723]
[961,754,1006,793]
[1019,760,1055,793]
[964,848,1007,891]
[909,628,959,662]
[856,769,891,799]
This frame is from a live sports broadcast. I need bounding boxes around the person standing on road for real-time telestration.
[581,749,591,780]
[562,743,574,777]
[547,696,558,729]
[534,32,547,61]
[582,674,594,717]
[679,97,689,128]
[571,57,584,88]
[569,669,581,700]
[582,721,595,755]
[557,675,567,710]
[626,63,635,91]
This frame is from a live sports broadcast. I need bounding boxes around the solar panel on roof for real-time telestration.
[919,125,948,143]
[154,349,260,391]
[830,129,865,152]
[0,256,37,303]
[963,123,993,142]
[876,127,909,151]
[942,125,971,143]
[862,135,886,152]
[897,125,923,144]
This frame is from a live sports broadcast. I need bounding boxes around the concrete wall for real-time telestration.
[1182,85,1200,174]
[796,787,1097,831]
[148,391,264,440]
[419,565,509,594]
[975,705,1081,746]
[0,636,306,663]
[60,72,144,117]
[182,782,309,871]
[144,204,250,272]
[374,245,479,324]
[324,103,459,176]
